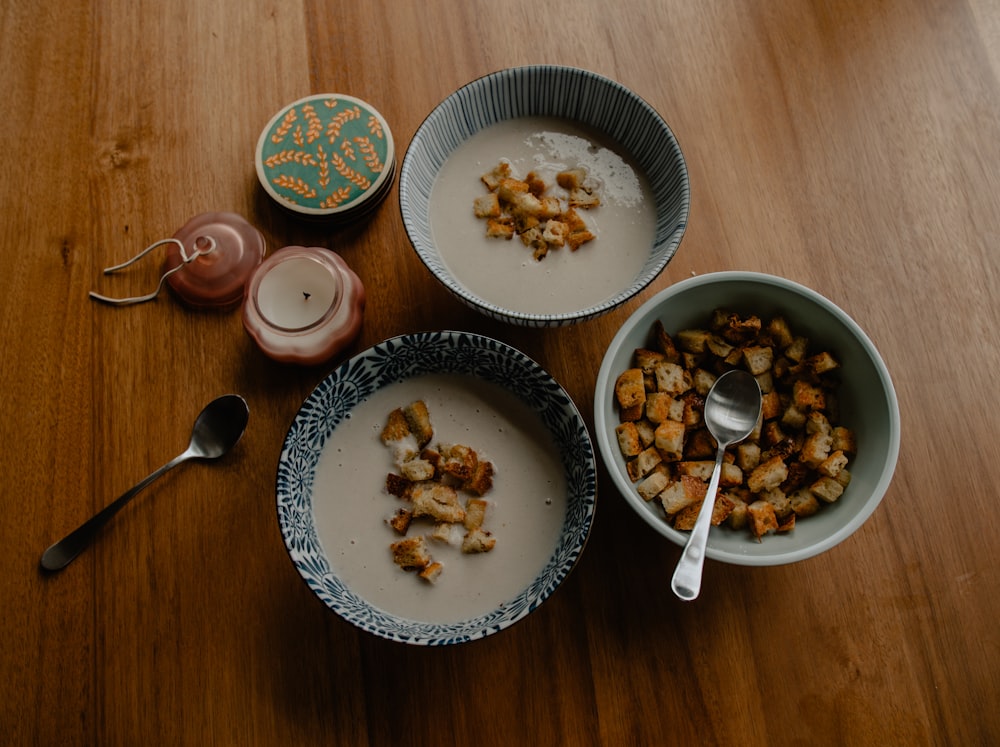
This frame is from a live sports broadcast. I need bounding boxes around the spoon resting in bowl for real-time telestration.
[670,370,761,601]
[40,394,249,572]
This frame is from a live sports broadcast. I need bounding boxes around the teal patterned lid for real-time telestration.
[256,94,395,218]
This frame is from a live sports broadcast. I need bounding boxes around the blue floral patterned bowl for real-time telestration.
[276,331,596,644]
[399,65,689,327]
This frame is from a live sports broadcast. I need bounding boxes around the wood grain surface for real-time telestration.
[2,0,998,744]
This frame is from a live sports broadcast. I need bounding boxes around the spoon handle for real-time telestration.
[40,450,191,572]
[670,445,726,601]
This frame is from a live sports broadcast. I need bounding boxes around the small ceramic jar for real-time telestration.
[242,246,365,365]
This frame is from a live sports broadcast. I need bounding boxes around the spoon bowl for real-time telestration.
[40,394,249,572]
[670,370,761,600]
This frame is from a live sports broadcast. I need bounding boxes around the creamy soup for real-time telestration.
[311,373,568,624]
[429,116,656,315]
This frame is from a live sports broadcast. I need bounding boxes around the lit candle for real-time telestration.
[242,247,365,365]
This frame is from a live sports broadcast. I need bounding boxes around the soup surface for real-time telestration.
[312,373,568,624]
[429,116,656,315]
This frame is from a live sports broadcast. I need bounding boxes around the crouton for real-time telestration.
[566,229,595,251]
[385,473,411,499]
[742,345,774,375]
[556,168,587,189]
[464,498,489,530]
[615,368,647,410]
[645,392,675,424]
[615,422,643,457]
[810,476,845,503]
[390,536,431,571]
[673,493,735,530]
[654,361,692,396]
[676,328,711,354]
[439,443,478,481]
[381,408,411,443]
[388,508,412,535]
[627,447,662,482]
[403,401,434,448]
[410,483,465,523]
[485,217,515,239]
[462,527,496,554]
[788,488,820,517]
[418,562,444,583]
[747,500,779,541]
[462,459,494,496]
[660,475,707,515]
[481,161,511,190]
[542,219,568,247]
[654,420,686,462]
[747,456,788,493]
[473,192,501,219]
[400,458,436,482]
[638,471,670,501]
[818,449,848,478]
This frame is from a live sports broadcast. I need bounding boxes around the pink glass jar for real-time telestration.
[242,246,365,365]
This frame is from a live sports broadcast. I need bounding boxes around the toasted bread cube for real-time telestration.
[462,459,494,496]
[747,500,779,540]
[818,449,848,478]
[705,334,735,359]
[386,472,411,499]
[615,422,643,457]
[473,192,501,218]
[633,347,667,374]
[760,391,783,421]
[747,456,788,493]
[806,351,839,375]
[645,392,675,424]
[785,336,809,362]
[754,370,775,395]
[560,207,588,233]
[615,368,647,410]
[777,514,796,533]
[692,368,717,397]
[403,401,434,448]
[430,522,455,544]
[464,498,489,530]
[832,426,857,454]
[542,219,568,247]
[462,527,496,554]
[654,361,692,396]
[683,428,716,459]
[627,446,662,481]
[566,230,595,251]
[381,408,411,443]
[788,488,821,517]
[676,328,711,354]
[736,442,761,472]
[400,458,436,482]
[652,320,681,362]
[681,392,704,428]
[660,475,707,515]
[538,196,562,219]
[673,493,735,531]
[556,168,587,190]
[806,410,832,435]
[497,177,529,201]
[765,316,794,348]
[676,460,715,480]
[418,562,444,583]
[720,462,744,487]
[410,483,465,523]
[481,161,511,190]
[835,468,852,488]
[727,494,749,529]
[654,420,686,462]
[722,313,762,342]
[810,476,845,503]
[619,404,644,422]
[792,379,826,411]
[439,443,478,481]
[781,403,808,430]
[485,217,515,239]
[637,471,670,501]
[390,536,431,571]
[800,431,833,468]
[524,171,546,196]
[635,419,656,448]
[742,345,774,375]
[388,508,413,535]
[568,186,600,209]
[760,487,792,518]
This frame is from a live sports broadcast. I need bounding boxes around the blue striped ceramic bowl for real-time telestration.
[276,331,596,644]
[399,66,690,327]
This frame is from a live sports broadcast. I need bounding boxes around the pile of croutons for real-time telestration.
[613,310,856,541]
[380,400,496,583]
[473,161,599,260]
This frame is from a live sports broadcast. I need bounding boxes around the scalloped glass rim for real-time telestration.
[276,331,597,644]
[593,271,901,566]
[398,65,690,327]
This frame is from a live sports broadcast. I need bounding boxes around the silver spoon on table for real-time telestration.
[40,394,250,572]
[671,370,761,601]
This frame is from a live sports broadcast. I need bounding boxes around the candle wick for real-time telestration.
[303,291,311,300]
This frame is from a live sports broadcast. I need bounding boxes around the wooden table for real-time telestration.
[3,1,998,744]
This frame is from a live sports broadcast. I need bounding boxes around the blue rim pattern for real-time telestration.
[398,65,690,327]
[275,331,597,645]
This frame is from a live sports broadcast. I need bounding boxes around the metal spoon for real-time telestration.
[671,370,761,601]
[40,394,249,572]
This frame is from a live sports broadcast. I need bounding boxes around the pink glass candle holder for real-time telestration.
[242,247,365,365]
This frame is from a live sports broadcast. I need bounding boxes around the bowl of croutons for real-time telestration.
[276,331,596,644]
[398,65,689,327]
[594,271,900,566]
